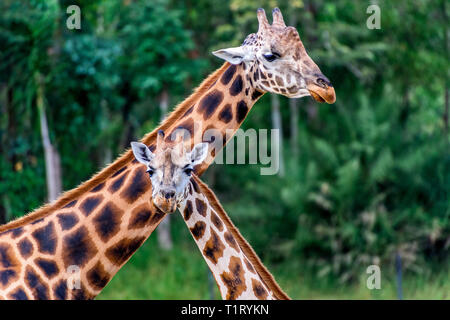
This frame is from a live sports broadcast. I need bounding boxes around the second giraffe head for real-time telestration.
[131,131,208,214]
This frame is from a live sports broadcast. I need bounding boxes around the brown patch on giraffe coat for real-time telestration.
[198,90,224,120]
[229,75,243,96]
[203,228,225,264]
[183,200,193,221]
[119,167,150,204]
[149,208,165,226]
[0,268,18,289]
[223,231,239,252]
[128,203,153,229]
[93,201,122,242]
[71,282,91,300]
[211,212,223,232]
[18,238,33,259]
[236,100,249,123]
[80,195,104,216]
[34,258,59,279]
[182,105,194,118]
[260,70,267,79]
[24,266,50,300]
[57,212,79,231]
[252,278,269,299]
[221,64,236,85]
[253,68,260,81]
[105,236,146,266]
[218,104,233,124]
[108,170,129,193]
[8,286,29,300]
[244,258,256,274]
[190,221,206,240]
[191,179,200,193]
[63,200,77,209]
[287,86,297,94]
[62,226,97,269]
[111,166,127,178]
[87,261,111,291]
[275,75,284,87]
[4,227,24,239]
[220,256,247,300]
[195,198,207,217]
[53,279,68,300]
[90,182,105,193]
[32,221,57,254]
[251,90,264,100]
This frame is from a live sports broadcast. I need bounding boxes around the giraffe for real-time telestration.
[0,7,334,299]
[131,136,290,300]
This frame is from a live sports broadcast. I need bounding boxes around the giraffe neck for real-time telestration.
[0,62,264,299]
[0,61,262,234]
[179,175,290,300]
[0,170,163,299]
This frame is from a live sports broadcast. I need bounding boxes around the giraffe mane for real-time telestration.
[0,62,231,233]
[192,175,291,300]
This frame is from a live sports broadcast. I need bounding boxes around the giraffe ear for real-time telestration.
[131,142,154,165]
[190,142,209,166]
[212,46,249,65]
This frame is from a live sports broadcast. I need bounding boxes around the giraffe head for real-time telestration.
[131,131,208,214]
[213,8,335,103]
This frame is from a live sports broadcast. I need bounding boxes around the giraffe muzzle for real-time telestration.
[307,75,336,104]
[153,192,178,214]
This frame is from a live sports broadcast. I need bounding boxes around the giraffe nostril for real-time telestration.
[316,78,327,88]
[316,75,331,88]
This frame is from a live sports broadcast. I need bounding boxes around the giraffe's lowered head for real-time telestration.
[131,131,208,214]
[213,7,335,104]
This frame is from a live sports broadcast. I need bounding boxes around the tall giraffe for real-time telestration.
[131,137,289,300]
[0,8,334,299]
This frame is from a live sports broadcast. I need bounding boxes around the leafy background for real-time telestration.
[0,0,448,299]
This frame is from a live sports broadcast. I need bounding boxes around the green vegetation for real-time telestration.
[0,0,448,299]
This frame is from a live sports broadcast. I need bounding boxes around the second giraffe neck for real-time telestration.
[179,175,290,300]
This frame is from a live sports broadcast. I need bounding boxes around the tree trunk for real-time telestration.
[445,86,449,136]
[36,73,63,202]
[157,88,173,250]
[0,84,8,224]
[289,98,299,159]
[443,0,449,136]
[271,94,285,177]
[288,10,300,160]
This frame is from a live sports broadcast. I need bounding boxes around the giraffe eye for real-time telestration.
[147,168,154,177]
[263,52,280,62]
[184,168,193,176]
